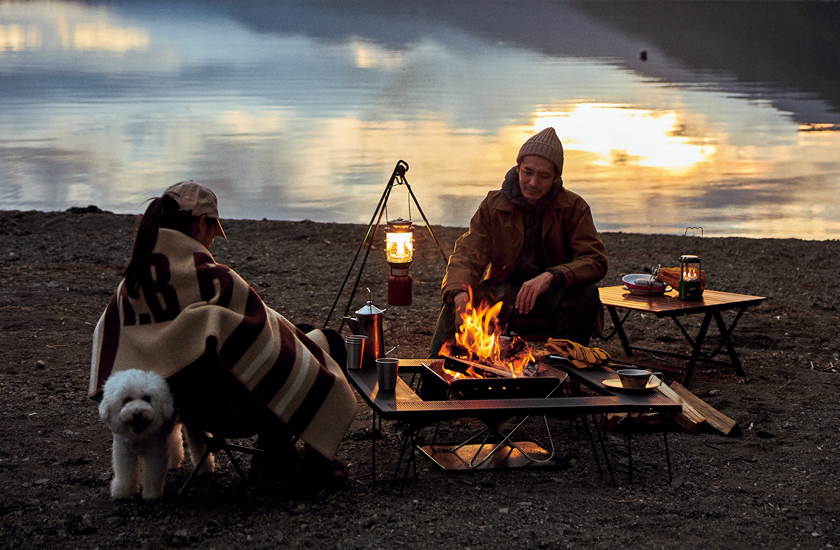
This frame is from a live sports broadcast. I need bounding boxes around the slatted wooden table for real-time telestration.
[598,286,767,385]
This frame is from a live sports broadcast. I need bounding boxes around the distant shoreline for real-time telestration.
[7,206,837,244]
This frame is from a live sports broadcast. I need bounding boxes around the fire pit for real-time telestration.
[416,294,574,470]
[423,356,564,401]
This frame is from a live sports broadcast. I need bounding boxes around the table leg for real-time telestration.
[682,311,713,385]
[713,309,747,377]
[371,412,377,485]
[391,425,418,496]
[607,306,634,357]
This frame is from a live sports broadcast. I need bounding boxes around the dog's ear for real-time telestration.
[99,392,114,424]
[158,378,176,423]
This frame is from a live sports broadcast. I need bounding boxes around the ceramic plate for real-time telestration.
[621,285,669,296]
[603,378,660,392]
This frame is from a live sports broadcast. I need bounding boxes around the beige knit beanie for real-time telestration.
[516,127,564,178]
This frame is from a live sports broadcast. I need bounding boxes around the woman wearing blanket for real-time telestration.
[89,181,356,492]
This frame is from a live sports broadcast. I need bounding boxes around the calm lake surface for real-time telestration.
[2,0,839,239]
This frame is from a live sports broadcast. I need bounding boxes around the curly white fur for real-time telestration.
[99,369,214,500]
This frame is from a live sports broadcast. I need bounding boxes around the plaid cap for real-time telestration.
[163,181,227,239]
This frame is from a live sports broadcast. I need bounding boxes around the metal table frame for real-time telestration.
[549,357,682,483]
[599,287,767,385]
[346,359,682,492]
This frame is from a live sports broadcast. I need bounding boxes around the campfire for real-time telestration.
[439,291,537,379]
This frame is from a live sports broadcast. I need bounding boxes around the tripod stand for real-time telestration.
[324,160,447,331]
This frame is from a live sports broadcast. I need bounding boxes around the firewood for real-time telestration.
[667,381,742,436]
[652,375,706,432]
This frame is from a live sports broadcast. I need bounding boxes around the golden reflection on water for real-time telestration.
[534,106,716,174]
[68,22,148,52]
[2,0,839,239]
[0,25,40,51]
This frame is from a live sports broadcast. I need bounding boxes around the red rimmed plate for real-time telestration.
[622,274,668,295]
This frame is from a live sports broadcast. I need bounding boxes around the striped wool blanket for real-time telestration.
[90,229,356,459]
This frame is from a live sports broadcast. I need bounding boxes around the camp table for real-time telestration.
[345,358,681,492]
[598,286,767,385]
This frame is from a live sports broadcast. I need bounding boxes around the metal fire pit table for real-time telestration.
[345,359,682,492]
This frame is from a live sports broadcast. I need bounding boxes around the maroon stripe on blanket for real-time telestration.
[96,291,123,392]
[219,288,266,368]
[251,319,298,401]
[287,365,336,435]
[194,252,234,308]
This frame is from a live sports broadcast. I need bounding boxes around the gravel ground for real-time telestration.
[1,208,839,549]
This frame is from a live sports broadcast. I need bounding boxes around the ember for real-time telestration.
[439,289,536,378]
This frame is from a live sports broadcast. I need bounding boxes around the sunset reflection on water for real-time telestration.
[1,0,839,240]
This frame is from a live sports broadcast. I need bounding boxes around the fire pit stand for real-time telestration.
[419,417,568,471]
[418,360,571,471]
[344,359,682,493]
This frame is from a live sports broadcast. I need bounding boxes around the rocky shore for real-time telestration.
[1,208,838,549]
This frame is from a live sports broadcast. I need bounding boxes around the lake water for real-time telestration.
[2,0,839,239]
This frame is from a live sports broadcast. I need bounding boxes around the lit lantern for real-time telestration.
[385,218,414,306]
[679,254,703,301]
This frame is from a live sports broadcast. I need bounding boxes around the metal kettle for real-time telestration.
[343,288,385,366]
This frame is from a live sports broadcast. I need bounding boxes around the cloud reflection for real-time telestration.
[1,2,148,53]
[1,0,839,241]
[0,24,40,51]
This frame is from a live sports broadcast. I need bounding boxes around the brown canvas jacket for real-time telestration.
[442,186,608,297]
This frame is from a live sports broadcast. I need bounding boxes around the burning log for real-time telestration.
[440,291,538,378]
[442,353,544,379]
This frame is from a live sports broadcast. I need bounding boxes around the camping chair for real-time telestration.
[178,429,267,516]
[168,359,288,516]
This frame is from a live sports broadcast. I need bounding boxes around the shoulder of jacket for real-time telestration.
[550,187,589,210]
[485,190,515,212]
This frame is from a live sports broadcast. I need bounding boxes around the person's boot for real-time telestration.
[248,436,304,482]
[291,444,348,495]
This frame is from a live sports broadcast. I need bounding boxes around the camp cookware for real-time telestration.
[343,288,385,366]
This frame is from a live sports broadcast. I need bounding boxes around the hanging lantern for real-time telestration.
[385,218,414,306]
[679,254,703,301]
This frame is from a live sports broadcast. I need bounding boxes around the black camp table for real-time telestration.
[548,356,683,483]
[346,358,682,491]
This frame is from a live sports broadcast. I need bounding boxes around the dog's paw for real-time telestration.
[197,453,215,475]
[141,486,164,500]
[168,455,183,470]
[110,479,138,500]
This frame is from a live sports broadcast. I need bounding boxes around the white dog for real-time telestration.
[99,369,214,500]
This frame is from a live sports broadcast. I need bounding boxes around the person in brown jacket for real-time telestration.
[428,127,608,363]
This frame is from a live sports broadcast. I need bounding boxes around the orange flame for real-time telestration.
[440,288,535,377]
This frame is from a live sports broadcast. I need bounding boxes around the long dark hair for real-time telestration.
[123,194,200,298]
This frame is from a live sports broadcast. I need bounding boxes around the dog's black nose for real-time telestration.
[132,410,144,421]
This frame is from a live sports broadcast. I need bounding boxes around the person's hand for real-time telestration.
[515,272,554,314]
[453,292,470,329]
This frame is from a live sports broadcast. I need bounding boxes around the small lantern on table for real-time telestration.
[385,218,414,306]
[679,254,703,301]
